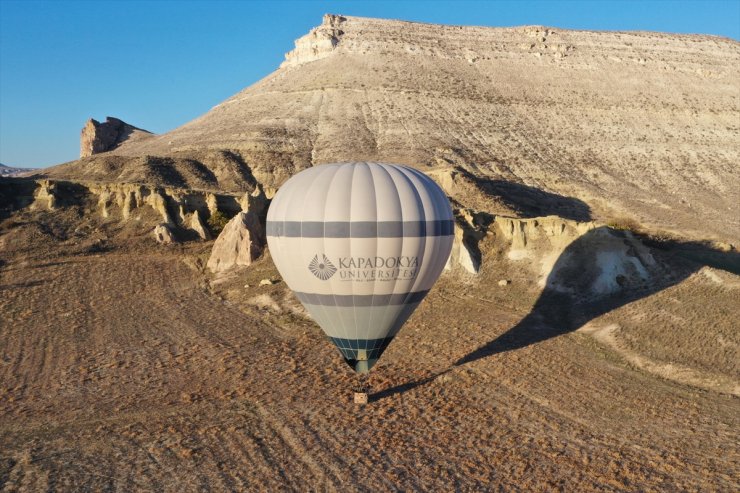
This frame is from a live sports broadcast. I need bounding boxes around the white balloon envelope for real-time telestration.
[266,162,454,373]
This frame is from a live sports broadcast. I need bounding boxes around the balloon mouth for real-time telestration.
[330,336,395,374]
[345,358,378,374]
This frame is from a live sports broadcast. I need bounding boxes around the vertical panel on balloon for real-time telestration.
[298,166,341,339]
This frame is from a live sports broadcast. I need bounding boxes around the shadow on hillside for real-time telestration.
[373,227,739,401]
[0,178,36,223]
[456,167,592,221]
[114,124,152,148]
[145,156,189,188]
[483,179,591,222]
[639,235,740,276]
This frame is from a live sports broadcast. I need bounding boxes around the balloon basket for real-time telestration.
[353,374,370,405]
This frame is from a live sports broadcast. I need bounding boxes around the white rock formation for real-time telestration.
[80,117,153,158]
[189,210,210,240]
[239,187,267,213]
[30,180,56,211]
[493,216,656,295]
[495,216,596,263]
[207,212,265,273]
[281,14,346,68]
[145,190,172,224]
[444,223,480,275]
[153,224,175,244]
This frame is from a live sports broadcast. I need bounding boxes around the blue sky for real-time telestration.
[1,0,738,168]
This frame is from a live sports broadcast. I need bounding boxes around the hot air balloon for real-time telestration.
[266,162,454,395]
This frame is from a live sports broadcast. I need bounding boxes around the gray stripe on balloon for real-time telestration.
[294,290,429,307]
[265,220,455,238]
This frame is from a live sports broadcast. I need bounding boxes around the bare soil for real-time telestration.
[1,214,738,491]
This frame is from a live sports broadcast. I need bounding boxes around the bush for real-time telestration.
[607,216,641,233]
[207,211,229,235]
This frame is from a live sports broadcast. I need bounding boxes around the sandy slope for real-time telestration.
[1,229,737,491]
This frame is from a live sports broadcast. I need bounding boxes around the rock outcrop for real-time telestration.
[495,216,597,261]
[56,14,733,242]
[5,179,257,243]
[188,210,210,240]
[445,222,481,275]
[443,210,660,297]
[207,211,265,273]
[153,224,175,244]
[80,117,152,157]
[85,181,252,228]
[541,227,656,295]
[281,14,346,68]
[30,180,56,210]
[444,208,493,275]
[491,216,657,296]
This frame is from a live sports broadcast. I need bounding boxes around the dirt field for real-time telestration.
[1,212,738,492]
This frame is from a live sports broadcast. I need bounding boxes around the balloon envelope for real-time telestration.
[266,162,454,373]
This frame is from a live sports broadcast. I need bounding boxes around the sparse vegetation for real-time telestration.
[207,210,229,235]
[607,216,642,232]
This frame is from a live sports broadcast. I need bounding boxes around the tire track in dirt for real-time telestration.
[2,244,739,491]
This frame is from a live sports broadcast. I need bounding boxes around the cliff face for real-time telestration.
[3,177,265,245]
[281,14,347,67]
[36,14,740,242]
[80,117,153,157]
[7,175,667,298]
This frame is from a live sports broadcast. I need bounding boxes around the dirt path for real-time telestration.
[1,249,738,491]
[580,323,740,397]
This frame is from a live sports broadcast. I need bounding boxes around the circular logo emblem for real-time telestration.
[308,254,337,280]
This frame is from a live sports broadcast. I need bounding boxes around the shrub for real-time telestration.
[207,211,229,235]
[607,216,641,233]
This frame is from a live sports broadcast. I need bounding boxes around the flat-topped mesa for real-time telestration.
[43,14,740,242]
[280,14,347,67]
[80,117,153,158]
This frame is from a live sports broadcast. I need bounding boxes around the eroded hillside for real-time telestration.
[37,14,740,241]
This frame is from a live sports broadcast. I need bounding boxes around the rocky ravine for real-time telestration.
[34,14,740,243]
[1,173,676,286]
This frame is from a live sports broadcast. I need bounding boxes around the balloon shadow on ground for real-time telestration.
[372,227,739,402]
